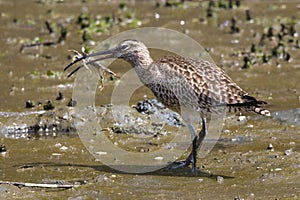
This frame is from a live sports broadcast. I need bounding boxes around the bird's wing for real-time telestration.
[156,56,247,105]
[153,56,270,116]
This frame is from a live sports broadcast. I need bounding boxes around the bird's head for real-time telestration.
[64,39,152,76]
[113,40,151,65]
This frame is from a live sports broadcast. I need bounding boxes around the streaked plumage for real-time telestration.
[143,55,270,116]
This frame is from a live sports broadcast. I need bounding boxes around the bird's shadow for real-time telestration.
[15,162,234,180]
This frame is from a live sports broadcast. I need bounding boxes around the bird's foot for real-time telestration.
[167,154,194,170]
[191,165,201,173]
[167,160,191,170]
[166,160,201,174]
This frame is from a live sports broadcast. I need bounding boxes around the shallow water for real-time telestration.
[0,0,299,199]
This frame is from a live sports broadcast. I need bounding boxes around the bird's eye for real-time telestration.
[120,44,129,50]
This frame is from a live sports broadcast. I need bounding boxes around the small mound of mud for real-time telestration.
[97,99,184,136]
[134,99,184,127]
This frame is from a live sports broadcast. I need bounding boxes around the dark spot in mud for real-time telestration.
[82,30,91,42]
[245,9,252,21]
[17,164,34,171]
[206,1,215,18]
[0,144,7,153]
[43,100,55,110]
[267,27,274,38]
[45,20,54,34]
[206,0,241,18]
[165,0,183,8]
[262,53,270,63]
[25,100,35,108]
[67,99,77,107]
[119,1,126,10]
[230,18,240,34]
[242,56,252,69]
[259,33,266,47]
[56,92,64,101]
[57,24,68,44]
[250,44,256,53]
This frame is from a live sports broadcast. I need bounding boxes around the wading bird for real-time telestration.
[65,39,270,172]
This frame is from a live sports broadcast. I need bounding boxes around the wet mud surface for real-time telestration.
[0,0,299,199]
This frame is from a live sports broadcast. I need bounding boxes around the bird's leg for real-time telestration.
[186,117,207,172]
[168,117,207,172]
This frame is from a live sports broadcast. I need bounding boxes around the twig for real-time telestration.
[20,23,67,52]
[20,41,58,52]
[0,180,81,188]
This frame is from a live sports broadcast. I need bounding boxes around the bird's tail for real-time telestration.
[228,95,271,116]
[253,105,271,116]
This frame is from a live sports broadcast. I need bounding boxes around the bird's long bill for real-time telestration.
[64,47,117,72]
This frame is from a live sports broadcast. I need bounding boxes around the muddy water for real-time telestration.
[0,0,299,199]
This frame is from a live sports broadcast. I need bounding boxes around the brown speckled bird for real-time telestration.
[65,39,270,172]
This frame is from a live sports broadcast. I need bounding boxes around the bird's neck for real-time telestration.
[131,53,153,67]
[126,52,153,72]
[131,56,154,85]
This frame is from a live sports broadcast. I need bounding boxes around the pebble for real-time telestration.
[62,114,70,120]
[154,156,164,160]
[52,153,62,156]
[234,196,244,200]
[94,151,107,155]
[60,146,68,151]
[267,143,274,151]
[231,39,240,44]
[216,176,224,183]
[246,124,254,128]
[237,116,247,122]
[95,175,109,182]
[284,149,292,156]
[54,143,62,147]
